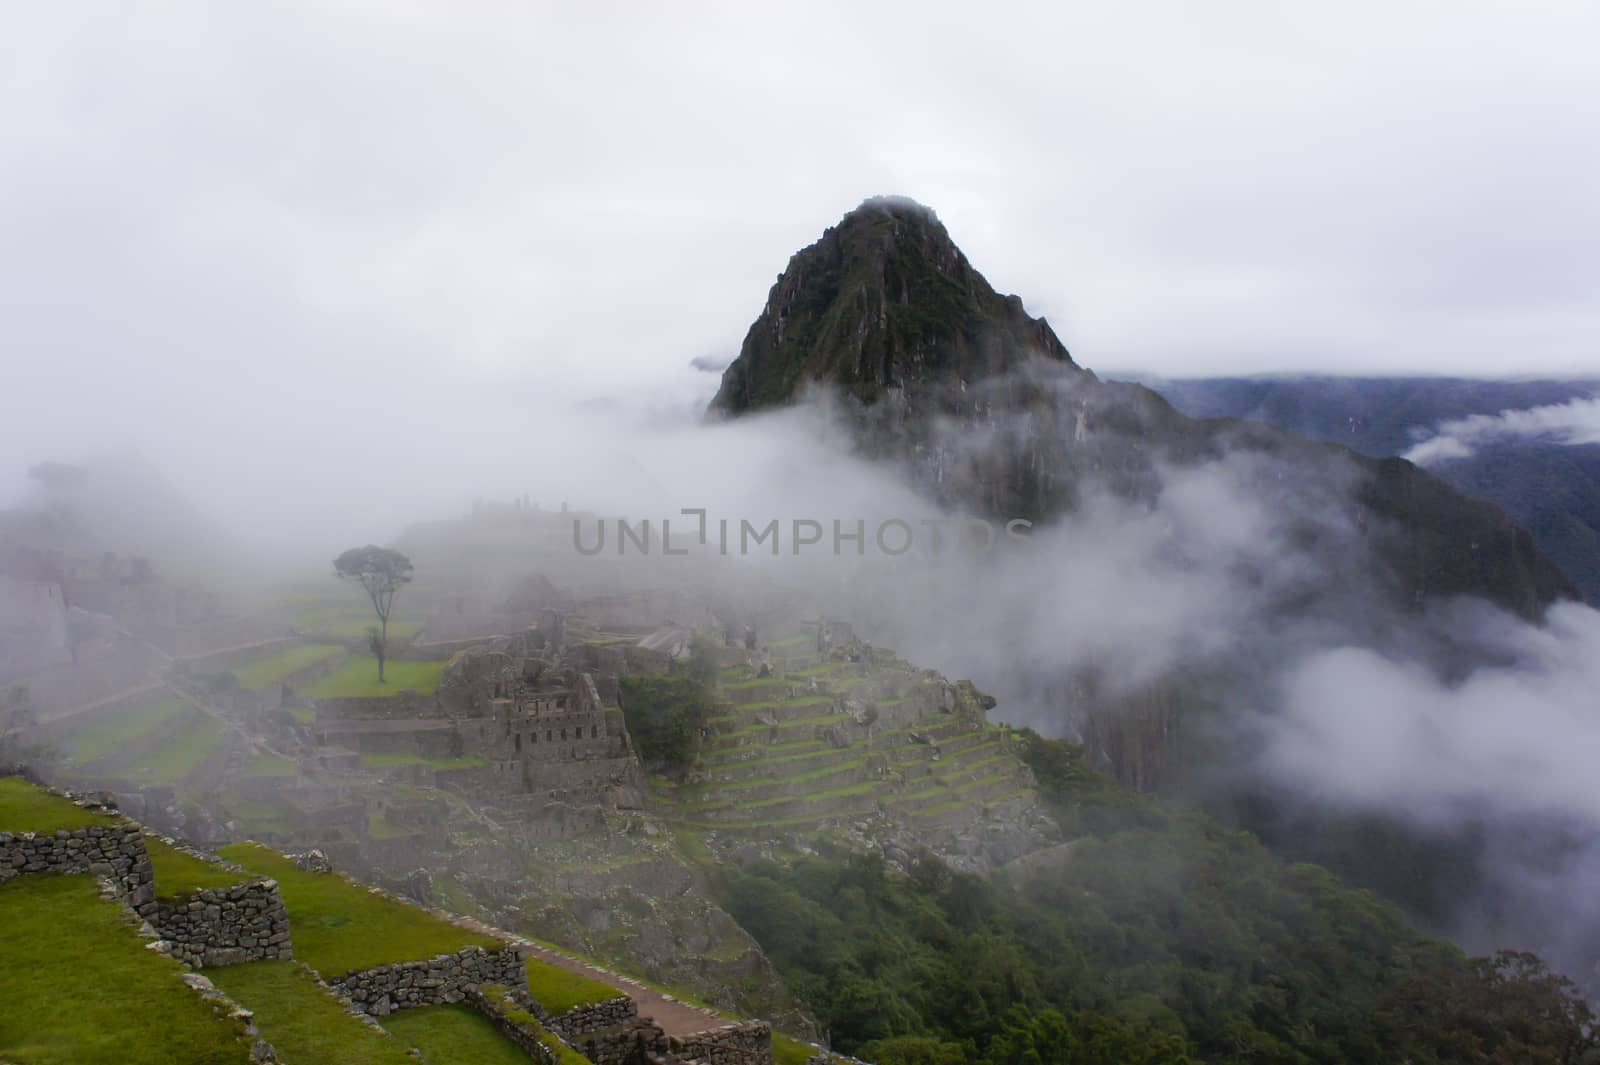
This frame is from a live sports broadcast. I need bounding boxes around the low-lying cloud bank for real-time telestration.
[1404,394,1600,465]
[1267,601,1600,826]
[1263,599,1600,984]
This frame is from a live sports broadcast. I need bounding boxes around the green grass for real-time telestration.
[0,874,254,1064]
[0,776,117,833]
[241,753,297,778]
[304,657,446,698]
[381,1004,537,1065]
[367,813,416,840]
[774,1032,820,1065]
[209,961,414,1065]
[523,955,622,1014]
[360,752,488,771]
[133,713,222,784]
[63,698,190,765]
[480,985,592,1065]
[144,834,248,898]
[217,842,501,976]
[233,644,343,690]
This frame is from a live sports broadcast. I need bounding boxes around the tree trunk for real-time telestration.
[378,615,388,683]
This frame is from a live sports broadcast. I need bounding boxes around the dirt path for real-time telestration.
[450,917,729,1037]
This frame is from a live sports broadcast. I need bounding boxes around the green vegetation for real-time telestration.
[209,961,414,1065]
[479,985,592,1065]
[523,955,622,1014]
[137,712,222,783]
[143,834,247,898]
[232,644,342,690]
[0,776,116,833]
[62,697,188,765]
[217,841,501,976]
[381,1004,537,1065]
[773,1032,820,1065]
[360,751,487,771]
[241,753,297,778]
[711,732,1599,1065]
[367,812,415,839]
[304,657,445,698]
[618,637,719,772]
[0,874,253,1064]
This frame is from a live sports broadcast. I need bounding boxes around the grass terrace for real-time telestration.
[62,697,189,766]
[209,961,415,1065]
[304,657,446,699]
[133,712,222,784]
[241,753,298,778]
[479,985,593,1065]
[523,955,623,1015]
[0,776,117,833]
[381,1004,543,1065]
[143,834,248,899]
[0,874,254,1065]
[217,842,501,976]
[233,644,343,690]
[360,752,488,771]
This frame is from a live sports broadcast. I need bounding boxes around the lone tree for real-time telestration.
[333,545,413,684]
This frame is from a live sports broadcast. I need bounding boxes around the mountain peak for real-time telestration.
[710,198,1078,414]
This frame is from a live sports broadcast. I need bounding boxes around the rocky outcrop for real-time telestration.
[711,196,1077,415]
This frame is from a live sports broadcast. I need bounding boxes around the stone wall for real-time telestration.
[566,1019,672,1065]
[150,879,293,968]
[544,994,638,1038]
[670,1021,773,1065]
[466,986,583,1065]
[333,945,525,1016]
[0,822,154,907]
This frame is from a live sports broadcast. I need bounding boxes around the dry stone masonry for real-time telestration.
[0,822,155,906]
[150,880,293,968]
[668,1021,774,1065]
[333,945,526,1016]
[545,994,640,1037]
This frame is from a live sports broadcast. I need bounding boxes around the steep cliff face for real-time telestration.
[710,196,1577,621]
[711,196,1079,413]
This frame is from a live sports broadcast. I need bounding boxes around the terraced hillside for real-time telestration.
[656,626,1056,867]
[0,779,611,1064]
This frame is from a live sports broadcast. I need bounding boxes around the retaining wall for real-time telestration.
[150,879,293,968]
[545,994,638,1037]
[669,1021,773,1065]
[0,822,154,907]
[333,945,525,1016]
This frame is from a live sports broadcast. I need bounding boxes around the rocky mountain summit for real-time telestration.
[711,196,1575,621]
[711,196,1079,414]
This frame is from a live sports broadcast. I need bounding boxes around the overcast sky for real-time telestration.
[3,2,1597,524]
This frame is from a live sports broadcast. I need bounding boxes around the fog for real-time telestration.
[1404,394,1600,464]
[1264,599,1600,983]
[5,0,1600,1009]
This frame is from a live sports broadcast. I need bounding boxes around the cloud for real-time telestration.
[1260,599,1600,978]
[690,355,732,374]
[1403,395,1600,465]
[1265,600,1600,824]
